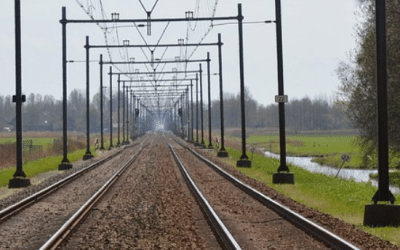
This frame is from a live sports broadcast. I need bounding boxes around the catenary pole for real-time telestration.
[207,52,213,149]
[218,33,228,157]
[9,0,31,187]
[83,36,93,160]
[99,54,105,149]
[109,66,113,149]
[58,7,72,170]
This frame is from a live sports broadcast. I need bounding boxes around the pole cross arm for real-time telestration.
[109,70,201,75]
[121,84,192,88]
[119,78,195,82]
[103,59,210,65]
[62,16,238,24]
[88,42,220,49]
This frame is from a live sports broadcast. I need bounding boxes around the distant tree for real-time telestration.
[23,93,40,130]
[223,92,240,128]
[244,87,258,128]
[68,89,86,132]
[3,96,13,122]
[208,89,349,132]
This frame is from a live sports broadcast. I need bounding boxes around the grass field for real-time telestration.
[0,146,97,187]
[0,131,122,186]
[246,134,374,169]
[247,134,358,155]
[215,144,400,247]
[0,136,122,187]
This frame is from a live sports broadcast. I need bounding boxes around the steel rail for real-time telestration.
[0,141,141,223]
[166,137,242,250]
[173,138,360,250]
[39,138,151,250]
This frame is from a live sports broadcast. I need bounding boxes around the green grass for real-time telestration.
[247,134,359,156]
[247,134,369,169]
[0,146,99,187]
[217,145,400,247]
[0,136,129,188]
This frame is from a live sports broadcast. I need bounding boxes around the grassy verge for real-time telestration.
[0,136,130,188]
[215,145,400,246]
[0,146,96,187]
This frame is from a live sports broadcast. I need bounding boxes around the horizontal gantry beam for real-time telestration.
[103,59,209,65]
[91,42,220,49]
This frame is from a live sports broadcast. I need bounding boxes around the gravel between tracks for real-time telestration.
[59,133,217,249]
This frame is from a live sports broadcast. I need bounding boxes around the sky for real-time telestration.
[0,0,360,107]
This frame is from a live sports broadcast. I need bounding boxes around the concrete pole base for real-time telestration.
[83,154,94,161]
[217,151,229,158]
[237,159,251,168]
[273,173,295,184]
[364,204,400,227]
[58,163,73,170]
[9,178,31,188]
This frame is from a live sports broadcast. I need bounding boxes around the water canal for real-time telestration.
[263,151,400,194]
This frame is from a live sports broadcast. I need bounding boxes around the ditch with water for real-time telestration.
[263,151,400,194]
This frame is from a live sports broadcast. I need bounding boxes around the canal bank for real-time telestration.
[263,150,400,194]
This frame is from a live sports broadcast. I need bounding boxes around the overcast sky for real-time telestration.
[0,0,360,106]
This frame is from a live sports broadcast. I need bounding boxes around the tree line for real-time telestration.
[206,89,351,133]
[0,87,352,134]
[0,90,105,133]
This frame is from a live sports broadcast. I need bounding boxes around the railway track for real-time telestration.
[1,132,389,249]
[0,134,150,250]
[39,136,152,250]
[48,132,219,249]
[0,141,142,223]
[167,134,360,250]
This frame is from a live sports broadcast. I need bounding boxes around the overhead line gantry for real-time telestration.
[60,4,247,169]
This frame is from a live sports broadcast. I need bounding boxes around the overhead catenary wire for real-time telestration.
[75,0,219,64]
[184,0,219,67]
[74,0,219,109]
